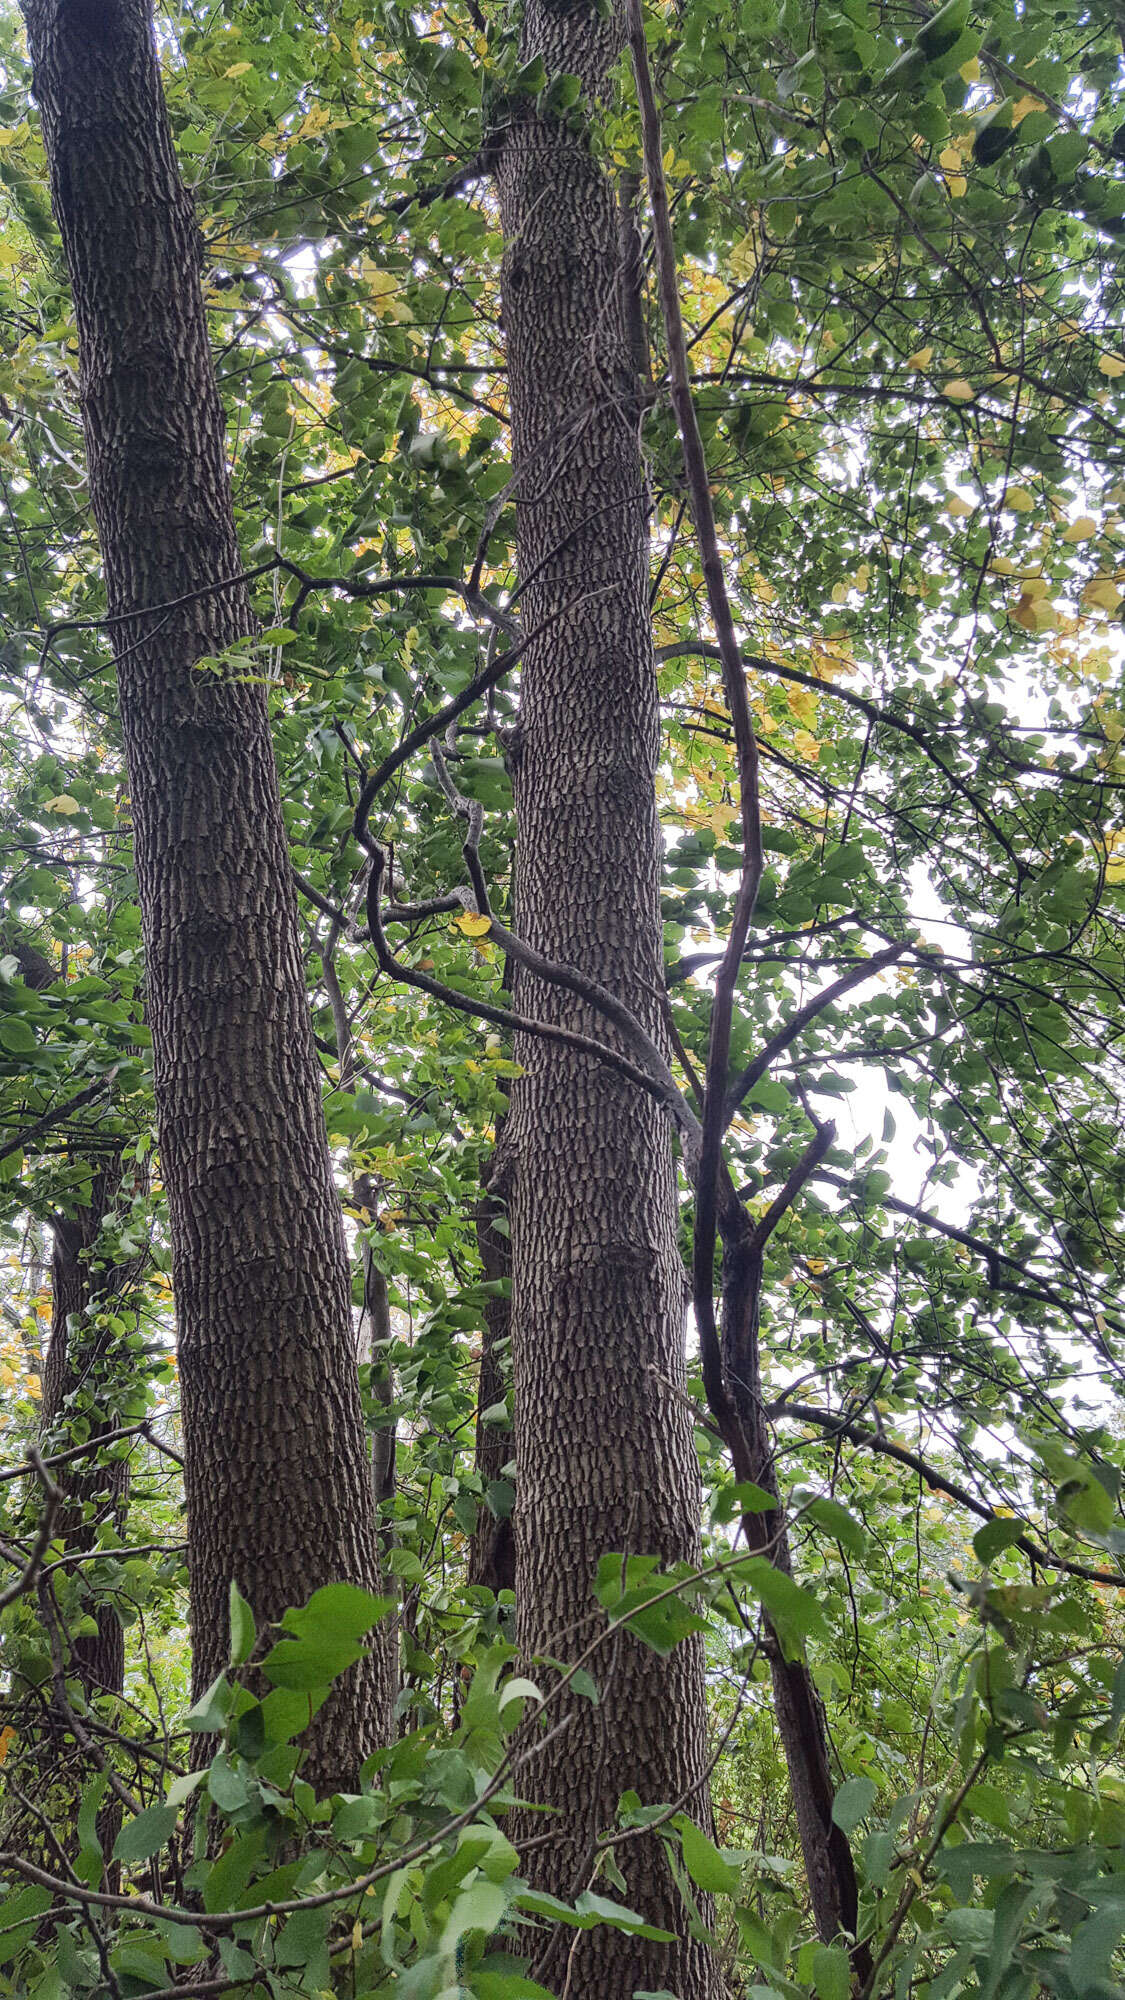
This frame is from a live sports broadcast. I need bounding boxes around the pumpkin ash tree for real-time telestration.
[18,0,392,1793]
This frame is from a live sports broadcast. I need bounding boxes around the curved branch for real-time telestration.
[774,1400,1125,1590]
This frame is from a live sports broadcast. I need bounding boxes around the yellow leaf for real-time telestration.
[946,494,973,518]
[830,581,848,603]
[989,556,1017,575]
[947,173,967,198]
[1061,516,1097,543]
[1012,592,1056,632]
[905,345,933,370]
[729,225,761,280]
[959,56,981,81]
[942,378,975,401]
[0,1726,15,1767]
[0,126,26,150]
[939,146,962,172]
[43,794,80,815]
[352,1923,363,1954]
[792,729,820,762]
[224,60,253,75]
[454,912,491,938]
[25,1374,40,1400]
[1082,577,1121,612]
[806,1257,826,1276]
[1004,485,1035,512]
[1011,94,1044,124]
[1098,353,1125,378]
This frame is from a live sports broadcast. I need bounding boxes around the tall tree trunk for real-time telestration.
[496,7,721,1991]
[21,0,390,1791]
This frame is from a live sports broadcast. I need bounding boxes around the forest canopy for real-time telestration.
[0,0,1124,1994]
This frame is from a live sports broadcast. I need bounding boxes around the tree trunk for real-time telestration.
[2,1155,136,1878]
[21,0,390,1791]
[41,1155,133,1709]
[467,1170,514,1598]
[496,7,721,1991]
[722,1224,871,1976]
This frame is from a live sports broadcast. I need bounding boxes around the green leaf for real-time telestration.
[201,1824,268,1912]
[679,1816,742,1896]
[207,1749,252,1815]
[728,1556,828,1658]
[802,1494,866,1555]
[441,1877,508,1951]
[812,1943,851,2000]
[280,1579,391,1642]
[832,1776,878,1835]
[711,1480,777,1524]
[228,1580,256,1668]
[593,1555,709,1655]
[0,1016,36,1054]
[333,1793,383,1841]
[573,1891,675,1941]
[973,1517,1024,1564]
[0,1887,52,1965]
[112,1802,177,1864]
[498,1675,542,1716]
[261,1582,392,1691]
[185,1672,232,1734]
[1057,1472,1114,1535]
[75,1775,107,1888]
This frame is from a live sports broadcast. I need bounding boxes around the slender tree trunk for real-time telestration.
[21,0,390,1791]
[496,7,721,1991]
[3,1156,135,1877]
[467,1169,514,1598]
[722,1224,871,1975]
[41,1156,133,1709]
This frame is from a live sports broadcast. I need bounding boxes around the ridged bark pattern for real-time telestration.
[22,0,390,1790]
[497,6,721,1991]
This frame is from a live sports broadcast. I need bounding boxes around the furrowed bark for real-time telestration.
[21,0,390,1790]
[495,5,721,1990]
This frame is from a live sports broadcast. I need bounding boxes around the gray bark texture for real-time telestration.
[496,5,721,1991]
[21,0,391,1792]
